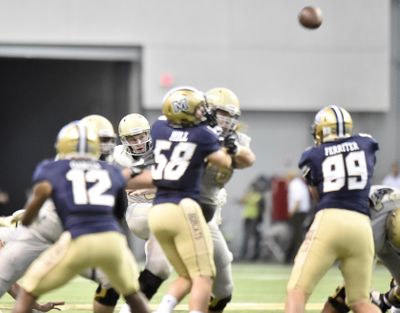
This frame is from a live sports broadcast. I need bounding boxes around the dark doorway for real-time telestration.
[0,58,132,214]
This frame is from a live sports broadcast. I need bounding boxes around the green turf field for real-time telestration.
[0,262,392,313]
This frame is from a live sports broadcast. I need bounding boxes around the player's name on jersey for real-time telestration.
[169,130,189,142]
[70,160,101,170]
[324,141,360,157]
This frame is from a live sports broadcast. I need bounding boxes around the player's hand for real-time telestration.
[224,134,238,156]
[36,301,65,312]
[204,108,218,127]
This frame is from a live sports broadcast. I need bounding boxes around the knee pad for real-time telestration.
[212,265,233,299]
[327,285,350,313]
[208,295,232,313]
[94,284,120,307]
[139,269,165,300]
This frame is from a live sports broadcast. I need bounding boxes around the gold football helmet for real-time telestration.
[312,105,353,145]
[206,87,240,134]
[118,113,152,156]
[55,120,100,159]
[162,86,206,126]
[81,114,116,156]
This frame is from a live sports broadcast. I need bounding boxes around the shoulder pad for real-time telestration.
[237,132,251,147]
[357,133,373,138]
[113,145,133,168]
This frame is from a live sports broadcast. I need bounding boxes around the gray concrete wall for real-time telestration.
[0,0,390,111]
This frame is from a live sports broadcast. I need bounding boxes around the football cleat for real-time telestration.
[370,290,391,312]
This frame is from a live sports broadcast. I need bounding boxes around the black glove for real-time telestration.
[204,108,218,127]
[224,134,238,156]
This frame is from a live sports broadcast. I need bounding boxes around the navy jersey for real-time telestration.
[33,158,127,238]
[151,118,221,204]
[299,134,379,215]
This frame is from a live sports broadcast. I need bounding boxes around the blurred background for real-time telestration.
[0,0,398,258]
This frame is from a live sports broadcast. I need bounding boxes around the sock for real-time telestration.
[154,294,178,313]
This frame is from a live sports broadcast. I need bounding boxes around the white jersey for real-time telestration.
[113,144,155,239]
[369,185,400,283]
[200,131,251,222]
[26,200,63,243]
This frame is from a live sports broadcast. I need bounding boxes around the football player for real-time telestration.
[0,217,64,312]
[81,114,117,162]
[92,113,171,313]
[12,120,149,313]
[127,86,234,313]
[0,115,117,300]
[284,105,380,313]
[112,88,255,313]
[201,87,255,313]
[321,185,400,313]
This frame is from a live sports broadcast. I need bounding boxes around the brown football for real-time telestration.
[298,6,323,29]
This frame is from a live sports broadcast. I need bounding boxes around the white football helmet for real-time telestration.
[118,113,152,156]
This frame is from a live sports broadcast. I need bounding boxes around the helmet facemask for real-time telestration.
[121,131,152,157]
[215,109,239,135]
[99,135,116,156]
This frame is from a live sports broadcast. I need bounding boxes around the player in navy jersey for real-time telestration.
[285,105,380,313]
[12,121,149,313]
[146,87,233,313]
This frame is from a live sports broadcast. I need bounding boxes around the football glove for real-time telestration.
[224,133,238,156]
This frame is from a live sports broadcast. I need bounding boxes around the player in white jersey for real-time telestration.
[116,88,255,313]
[0,115,117,303]
[0,207,64,312]
[93,113,172,313]
[200,87,255,313]
[321,185,400,313]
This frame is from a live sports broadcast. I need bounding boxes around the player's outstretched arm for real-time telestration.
[8,283,65,312]
[21,181,52,226]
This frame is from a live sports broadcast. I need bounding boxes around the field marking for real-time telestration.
[0,302,324,311]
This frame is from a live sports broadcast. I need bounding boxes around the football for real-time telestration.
[298,6,323,29]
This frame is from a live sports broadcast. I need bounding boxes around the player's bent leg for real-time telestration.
[189,276,213,313]
[93,284,120,313]
[208,221,234,313]
[140,235,172,299]
[139,269,164,300]
[12,288,37,313]
[285,288,309,313]
[123,291,150,313]
[322,285,350,313]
